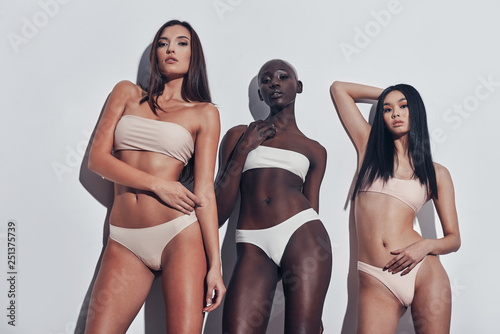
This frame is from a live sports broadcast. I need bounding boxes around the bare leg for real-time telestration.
[280,220,332,334]
[161,222,207,334]
[411,256,452,334]
[85,239,155,334]
[222,243,280,334]
[357,270,405,334]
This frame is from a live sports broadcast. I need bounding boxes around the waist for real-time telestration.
[110,191,191,228]
[237,198,313,230]
[356,220,423,267]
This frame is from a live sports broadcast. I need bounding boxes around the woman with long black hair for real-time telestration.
[330,81,460,333]
[85,20,225,333]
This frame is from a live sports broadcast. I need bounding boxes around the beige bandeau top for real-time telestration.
[114,114,194,165]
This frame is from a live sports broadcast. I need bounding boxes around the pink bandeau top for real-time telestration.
[359,177,428,212]
[114,114,194,165]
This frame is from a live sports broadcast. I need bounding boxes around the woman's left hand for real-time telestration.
[203,267,226,312]
[384,240,429,276]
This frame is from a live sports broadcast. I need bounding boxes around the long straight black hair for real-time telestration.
[352,84,438,200]
[140,20,212,183]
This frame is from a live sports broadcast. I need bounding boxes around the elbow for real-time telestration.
[330,81,343,95]
[87,151,104,176]
[88,154,98,173]
[453,235,461,252]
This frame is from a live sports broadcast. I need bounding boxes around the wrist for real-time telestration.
[207,258,221,270]
[421,239,434,255]
[147,175,160,193]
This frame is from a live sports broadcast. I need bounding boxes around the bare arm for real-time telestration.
[88,81,200,213]
[426,163,461,254]
[214,121,276,226]
[330,81,383,158]
[302,143,327,213]
[191,104,225,311]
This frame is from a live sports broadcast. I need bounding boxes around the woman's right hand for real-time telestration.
[237,120,276,154]
[152,180,202,214]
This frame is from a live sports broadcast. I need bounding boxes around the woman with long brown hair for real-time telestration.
[85,20,225,333]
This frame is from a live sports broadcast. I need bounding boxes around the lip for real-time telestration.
[270,90,284,99]
[165,56,178,63]
[392,120,404,127]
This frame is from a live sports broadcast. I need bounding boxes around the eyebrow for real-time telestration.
[259,69,290,77]
[158,35,190,41]
[383,98,407,105]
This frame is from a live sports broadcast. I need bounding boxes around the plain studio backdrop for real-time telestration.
[1,0,498,333]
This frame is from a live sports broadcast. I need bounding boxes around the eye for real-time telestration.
[279,74,289,80]
[400,104,408,109]
[178,41,189,46]
[260,78,270,84]
[157,42,168,48]
[383,108,392,113]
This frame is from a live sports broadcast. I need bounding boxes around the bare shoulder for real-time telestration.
[193,102,220,120]
[302,136,327,162]
[434,162,453,184]
[112,80,143,98]
[222,124,247,146]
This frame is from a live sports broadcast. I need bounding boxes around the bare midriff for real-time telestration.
[355,192,424,268]
[238,168,313,230]
[109,150,187,228]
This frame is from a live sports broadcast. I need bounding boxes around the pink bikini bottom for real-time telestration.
[358,258,425,307]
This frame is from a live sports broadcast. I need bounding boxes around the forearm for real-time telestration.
[195,195,221,269]
[423,233,461,256]
[215,149,248,225]
[88,152,158,192]
[331,81,383,101]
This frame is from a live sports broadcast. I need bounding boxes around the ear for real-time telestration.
[296,80,303,94]
[258,89,263,101]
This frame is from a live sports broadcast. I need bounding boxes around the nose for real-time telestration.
[391,109,400,119]
[166,44,175,54]
[270,77,280,88]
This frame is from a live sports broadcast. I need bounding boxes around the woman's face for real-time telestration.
[382,90,410,137]
[156,25,191,79]
[258,60,302,109]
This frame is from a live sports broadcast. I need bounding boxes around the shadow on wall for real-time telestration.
[203,76,288,334]
[74,44,175,334]
[339,103,437,334]
[74,95,114,334]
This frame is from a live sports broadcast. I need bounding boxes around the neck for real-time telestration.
[266,104,298,129]
[393,134,409,157]
[160,76,185,101]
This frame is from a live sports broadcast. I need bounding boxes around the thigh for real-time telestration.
[280,220,333,334]
[411,256,451,334]
[161,221,207,334]
[357,271,405,334]
[223,243,280,334]
[85,239,155,334]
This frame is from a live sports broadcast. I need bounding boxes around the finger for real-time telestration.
[385,255,405,271]
[174,202,192,214]
[391,259,410,274]
[205,289,222,312]
[185,192,202,207]
[390,248,403,255]
[205,288,214,307]
[400,263,416,276]
[383,255,402,270]
[262,128,276,139]
[181,195,196,209]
